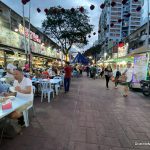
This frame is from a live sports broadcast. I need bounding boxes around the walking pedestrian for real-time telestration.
[104,65,113,89]
[122,61,133,97]
[113,65,121,89]
[64,62,72,93]
[86,65,90,77]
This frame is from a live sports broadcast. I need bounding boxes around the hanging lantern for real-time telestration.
[100,3,105,9]
[104,27,107,31]
[122,0,128,5]
[118,19,122,23]
[126,13,131,17]
[134,0,138,2]
[61,8,65,13]
[93,32,96,35]
[44,8,49,14]
[136,6,141,12]
[118,41,124,47]
[98,30,101,33]
[88,35,91,38]
[71,8,75,13]
[90,5,95,10]
[79,6,84,13]
[21,0,27,5]
[37,8,41,13]
[111,2,116,7]
[110,23,114,27]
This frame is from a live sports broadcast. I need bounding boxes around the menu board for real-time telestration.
[132,54,149,83]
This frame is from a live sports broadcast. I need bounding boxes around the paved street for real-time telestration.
[1,75,150,150]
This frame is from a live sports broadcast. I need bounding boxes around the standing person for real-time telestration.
[5,60,18,85]
[104,65,113,89]
[86,65,90,77]
[100,66,105,78]
[24,62,30,72]
[113,65,121,89]
[64,62,72,93]
[122,61,133,97]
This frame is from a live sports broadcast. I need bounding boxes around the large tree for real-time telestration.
[42,6,93,57]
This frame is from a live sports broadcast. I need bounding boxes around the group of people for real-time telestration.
[85,62,133,97]
[104,61,133,97]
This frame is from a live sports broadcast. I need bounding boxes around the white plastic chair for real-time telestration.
[40,81,54,103]
[23,86,35,127]
[53,77,62,95]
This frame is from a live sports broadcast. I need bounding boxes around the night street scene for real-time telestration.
[0,0,150,150]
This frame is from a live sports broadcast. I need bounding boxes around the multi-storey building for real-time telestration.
[98,0,144,51]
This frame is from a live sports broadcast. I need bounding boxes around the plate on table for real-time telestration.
[9,87,16,93]
[8,96,15,100]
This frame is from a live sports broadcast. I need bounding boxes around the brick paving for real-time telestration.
[1,75,150,150]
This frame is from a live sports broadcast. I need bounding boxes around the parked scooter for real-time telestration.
[140,80,150,96]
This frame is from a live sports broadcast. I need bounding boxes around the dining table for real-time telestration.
[0,97,30,119]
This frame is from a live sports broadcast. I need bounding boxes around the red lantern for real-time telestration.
[21,0,27,5]
[61,8,65,13]
[44,8,48,14]
[100,3,105,9]
[118,41,124,47]
[71,8,75,13]
[136,6,141,12]
[118,19,122,23]
[126,13,131,17]
[111,2,116,7]
[122,0,128,5]
[110,23,114,27]
[37,8,41,13]
[79,7,84,13]
[90,5,95,10]
[93,32,96,35]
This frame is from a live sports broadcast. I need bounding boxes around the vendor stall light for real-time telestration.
[104,52,107,57]
[14,28,18,32]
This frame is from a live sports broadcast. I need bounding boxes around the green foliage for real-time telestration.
[42,6,93,55]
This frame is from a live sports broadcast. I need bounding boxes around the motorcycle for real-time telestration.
[140,80,150,96]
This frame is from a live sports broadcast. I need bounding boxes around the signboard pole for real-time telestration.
[28,0,31,70]
[22,4,27,59]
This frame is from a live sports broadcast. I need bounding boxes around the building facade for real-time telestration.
[98,0,144,50]
[0,1,65,67]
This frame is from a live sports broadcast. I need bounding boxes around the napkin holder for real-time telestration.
[2,100,12,110]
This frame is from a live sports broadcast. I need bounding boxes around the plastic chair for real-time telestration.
[23,86,35,127]
[53,77,62,95]
[40,81,54,103]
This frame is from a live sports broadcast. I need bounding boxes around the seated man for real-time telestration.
[4,68,33,119]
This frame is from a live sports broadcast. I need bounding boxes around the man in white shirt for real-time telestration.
[5,68,33,119]
[122,61,133,97]
[5,61,18,85]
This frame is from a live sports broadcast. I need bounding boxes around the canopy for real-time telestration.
[72,52,89,65]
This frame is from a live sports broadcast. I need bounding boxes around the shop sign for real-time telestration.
[18,24,41,44]
[118,43,128,57]
[112,53,118,58]
[132,54,149,83]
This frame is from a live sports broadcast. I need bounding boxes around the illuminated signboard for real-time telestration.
[118,43,128,57]
[18,24,41,44]
[132,54,149,83]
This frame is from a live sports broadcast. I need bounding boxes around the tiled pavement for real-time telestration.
[1,75,150,150]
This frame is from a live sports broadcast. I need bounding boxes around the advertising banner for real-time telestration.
[132,54,149,83]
